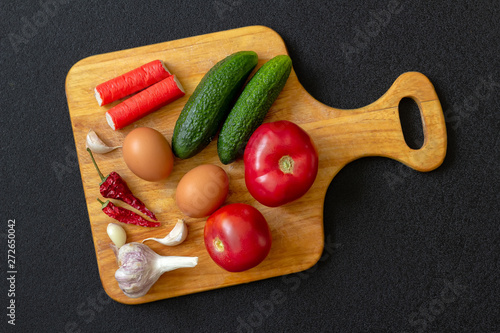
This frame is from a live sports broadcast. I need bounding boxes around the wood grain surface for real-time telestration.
[65,25,447,304]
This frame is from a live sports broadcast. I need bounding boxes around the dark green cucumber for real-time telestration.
[217,55,292,164]
[171,51,258,159]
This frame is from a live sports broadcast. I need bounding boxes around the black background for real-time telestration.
[1,1,499,332]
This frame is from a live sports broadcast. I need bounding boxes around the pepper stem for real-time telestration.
[279,155,295,174]
[87,148,105,182]
[96,198,109,209]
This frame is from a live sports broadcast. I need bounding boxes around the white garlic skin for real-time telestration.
[107,223,127,248]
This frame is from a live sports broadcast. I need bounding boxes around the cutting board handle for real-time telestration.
[376,71,447,171]
[321,72,447,172]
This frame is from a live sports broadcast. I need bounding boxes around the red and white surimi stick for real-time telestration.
[106,75,185,130]
[95,60,171,106]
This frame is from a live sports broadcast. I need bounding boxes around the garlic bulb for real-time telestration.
[114,242,198,298]
[142,219,188,246]
[86,129,121,154]
[107,223,127,248]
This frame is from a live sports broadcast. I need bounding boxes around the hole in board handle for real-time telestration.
[398,97,424,149]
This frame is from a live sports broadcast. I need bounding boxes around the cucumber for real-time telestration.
[217,55,292,164]
[172,51,258,159]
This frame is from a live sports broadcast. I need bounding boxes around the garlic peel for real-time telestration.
[86,129,121,154]
[142,219,188,246]
[114,242,198,298]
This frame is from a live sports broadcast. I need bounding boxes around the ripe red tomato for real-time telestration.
[244,120,318,207]
[204,203,272,272]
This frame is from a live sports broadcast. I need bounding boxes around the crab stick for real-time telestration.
[105,75,185,130]
[95,60,171,106]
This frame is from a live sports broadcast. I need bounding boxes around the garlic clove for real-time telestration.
[86,129,121,154]
[107,223,127,248]
[142,219,188,246]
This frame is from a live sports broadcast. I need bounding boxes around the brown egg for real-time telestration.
[122,127,174,182]
[175,164,229,218]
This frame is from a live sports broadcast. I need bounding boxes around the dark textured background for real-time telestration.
[1,0,499,332]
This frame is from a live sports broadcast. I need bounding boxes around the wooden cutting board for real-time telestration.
[65,25,447,304]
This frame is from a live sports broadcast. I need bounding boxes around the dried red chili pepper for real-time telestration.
[87,148,157,221]
[97,198,160,228]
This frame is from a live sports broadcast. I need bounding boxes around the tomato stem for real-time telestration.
[213,237,225,252]
[279,155,294,174]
